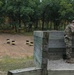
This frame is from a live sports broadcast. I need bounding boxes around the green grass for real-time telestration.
[0,56,35,71]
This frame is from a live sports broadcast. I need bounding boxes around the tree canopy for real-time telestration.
[0,0,74,31]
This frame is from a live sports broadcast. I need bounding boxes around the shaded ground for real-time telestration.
[0,33,34,75]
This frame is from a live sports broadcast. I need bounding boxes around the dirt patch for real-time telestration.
[0,33,34,58]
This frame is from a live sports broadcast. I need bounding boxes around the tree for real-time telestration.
[28,0,41,30]
[1,0,74,31]
[0,0,5,25]
[59,0,74,22]
[40,0,74,30]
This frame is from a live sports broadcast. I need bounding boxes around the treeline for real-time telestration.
[0,0,74,32]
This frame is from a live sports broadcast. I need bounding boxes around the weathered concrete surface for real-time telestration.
[8,67,41,75]
[34,31,49,68]
[47,59,74,75]
[48,59,74,70]
[34,31,74,67]
[7,66,74,75]
[34,31,49,75]
[48,70,74,75]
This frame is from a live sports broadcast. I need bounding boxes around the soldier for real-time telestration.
[64,20,74,63]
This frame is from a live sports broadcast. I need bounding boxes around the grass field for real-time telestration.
[0,56,34,71]
[0,56,35,75]
[0,33,34,75]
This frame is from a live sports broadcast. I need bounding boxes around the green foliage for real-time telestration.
[0,0,74,31]
[59,0,74,21]
[39,0,74,30]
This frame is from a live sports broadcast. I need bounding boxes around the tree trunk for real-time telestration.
[42,19,44,30]
[42,12,45,30]
[34,20,38,30]
[54,20,60,30]
[28,22,32,32]
[15,24,18,32]
[49,21,53,30]
[23,22,27,32]
[46,21,49,30]
[18,14,21,32]
[54,23,58,30]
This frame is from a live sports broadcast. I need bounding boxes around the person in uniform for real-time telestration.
[64,20,74,63]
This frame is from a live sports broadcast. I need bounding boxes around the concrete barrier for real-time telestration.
[34,31,74,67]
[8,67,41,75]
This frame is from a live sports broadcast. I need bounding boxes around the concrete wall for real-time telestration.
[8,67,74,75]
[48,70,74,75]
[8,67,41,75]
[34,31,74,67]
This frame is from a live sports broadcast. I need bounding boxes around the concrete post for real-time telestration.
[41,32,49,75]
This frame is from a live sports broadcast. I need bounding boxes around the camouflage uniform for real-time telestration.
[64,24,74,59]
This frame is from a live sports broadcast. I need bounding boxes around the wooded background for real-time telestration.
[0,0,74,32]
